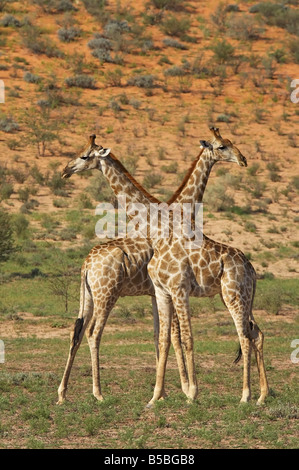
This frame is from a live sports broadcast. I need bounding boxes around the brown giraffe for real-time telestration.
[57,130,246,404]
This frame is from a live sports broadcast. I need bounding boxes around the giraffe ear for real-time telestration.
[99,148,111,157]
[200,140,213,149]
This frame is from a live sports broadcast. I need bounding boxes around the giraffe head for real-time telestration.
[199,127,247,167]
[61,135,111,178]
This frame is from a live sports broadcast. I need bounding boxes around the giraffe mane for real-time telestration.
[109,153,160,203]
[167,148,204,204]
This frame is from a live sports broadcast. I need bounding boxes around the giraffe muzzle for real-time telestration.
[61,168,73,179]
[239,155,247,167]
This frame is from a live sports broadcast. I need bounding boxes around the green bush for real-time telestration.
[21,25,63,57]
[0,209,15,262]
[289,38,299,63]
[210,39,235,64]
[143,172,163,189]
[250,2,299,36]
[32,0,77,13]
[12,213,30,239]
[226,13,264,40]
[150,0,185,10]
[161,15,191,38]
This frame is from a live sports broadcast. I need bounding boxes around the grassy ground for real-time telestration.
[0,246,298,449]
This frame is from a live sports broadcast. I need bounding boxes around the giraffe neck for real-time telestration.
[174,149,215,208]
[100,153,158,210]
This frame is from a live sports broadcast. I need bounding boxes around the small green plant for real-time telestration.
[104,68,123,87]
[0,209,15,262]
[161,162,178,173]
[161,15,191,38]
[143,172,163,189]
[244,221,257,233]
[21,25,63,58]
[210,39,235,64]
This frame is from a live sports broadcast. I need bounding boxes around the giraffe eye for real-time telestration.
[81,155,90,160]
[218,146,226,150]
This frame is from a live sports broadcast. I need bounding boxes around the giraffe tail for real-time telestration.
[70,270,93,353]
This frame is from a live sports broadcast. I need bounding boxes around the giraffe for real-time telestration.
[145,129,269,407]
[59,130,270,408]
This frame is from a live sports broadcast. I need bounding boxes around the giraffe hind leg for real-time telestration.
[249,321,269,404]
[57,272,93,404]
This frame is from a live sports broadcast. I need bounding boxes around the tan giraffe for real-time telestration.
[56,130,268,406]
[145,128,269,407]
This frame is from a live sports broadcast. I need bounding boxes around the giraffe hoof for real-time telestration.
[145,400,155,409]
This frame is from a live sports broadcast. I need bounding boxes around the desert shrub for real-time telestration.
[104,68,123,87]
[161,15,190,38]
[23,72,42,84]
[226,13,264,40]
[268,47,286,63]
[127,74,156,88]
[289,37,299,63]
[244,221,257,233]
[262,56,277,79]
[150,0,186,9]
[82,0,108,23]
[250,2,299,36]
[48,172,67,195]
[0,182,13,201]
[0,114,19,133]
[162,37,188,49]
[204,183,235,211]
[91,45,123,64]
[0,14,21,27]
[247,162,260,176]
[248,177,267,198]
[210,2,229,31]
[161,162,178,173]
[57,26,81,42]
[12,213,30,239]
[33,0,76,13]
[143,172,162,189]
[10,168,27,183]
[87,174,115,203]
[267,162,281,182]
[216,113,230,123]
[21,25,63,57]
[104,19,130,37]
[210,39,235,64]
[65,74,96,89]
[22,107,63,157]
[88,36,112,51]
[30,165,45,185]
[164,64,189,77]
[0,0,8,12]
[0,209,14,262]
